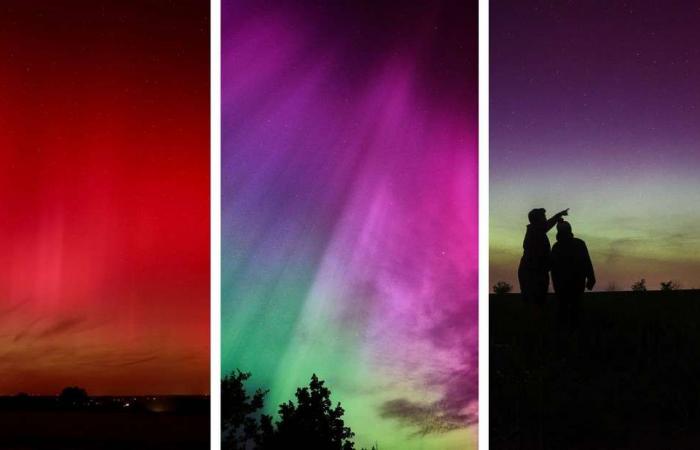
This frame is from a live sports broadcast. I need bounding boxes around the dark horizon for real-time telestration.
[0,393,211,397]
[492,287,700,295]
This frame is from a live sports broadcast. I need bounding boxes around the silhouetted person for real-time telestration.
[551,220,595,329]
[518,207,569,304]
[516,208,568,450]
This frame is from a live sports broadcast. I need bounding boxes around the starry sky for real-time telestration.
[491,1,700,291]
[222,1,477,448]
[0,1,209,395]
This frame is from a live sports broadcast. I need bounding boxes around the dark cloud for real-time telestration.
[377,265,478,435]
[37,317,85,339]
[12,318,43,342]
[0,300,28,316]
[107,356,159,367]
[599,227,700,267]
[73,348,197,369]
[603,237,643,265]
[380,395,476,435]
[13,330,29,343]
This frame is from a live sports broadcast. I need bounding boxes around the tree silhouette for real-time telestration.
[493,281,512,295]
[259,374,356,450]
[222,371,366,450]
[222,370,268,450]
[631,278,647,292]
[660,280,680,291]
[58,386,88,408]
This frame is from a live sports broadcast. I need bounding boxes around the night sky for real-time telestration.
[222,1,477,448]
[491,1,700,291]
[0,1,209,395]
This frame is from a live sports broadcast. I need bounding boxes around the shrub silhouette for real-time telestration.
[222,370,268,450]
[660,280,681,291]
[631,278,647,292]
[493,281,512,295]
[58,386,88,408]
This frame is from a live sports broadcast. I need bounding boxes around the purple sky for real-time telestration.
[491,1,700,290]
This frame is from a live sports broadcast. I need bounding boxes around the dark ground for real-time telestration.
[491,290,700,450]
[0,396,209,449]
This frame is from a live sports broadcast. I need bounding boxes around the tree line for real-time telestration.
[492,278,684,294]
[222,370,378,450]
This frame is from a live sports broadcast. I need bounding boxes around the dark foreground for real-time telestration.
[491,290,700,450]
[0,396,209,450]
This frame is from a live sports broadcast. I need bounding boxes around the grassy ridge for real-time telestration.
[491,290,700,450]
[0,397,209,450]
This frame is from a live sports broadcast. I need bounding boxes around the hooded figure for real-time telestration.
[551,220,595,326]
[518,207,569,304]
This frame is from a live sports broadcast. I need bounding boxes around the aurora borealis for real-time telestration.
[0,1,209,395]
[222,0,477,448]
[491,1,700,292]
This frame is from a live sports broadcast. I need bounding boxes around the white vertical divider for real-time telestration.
[210,0,222,448]
[478,0,489,449]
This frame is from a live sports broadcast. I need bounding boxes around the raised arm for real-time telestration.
[544,208,569,232]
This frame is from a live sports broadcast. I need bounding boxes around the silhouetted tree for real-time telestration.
[59,386,88,408]
[222,371,368,450]
[493,281,512,295]
[660,280,680,291]
[222,370,268,450]
[631,278,647,292]
[259,374,356,450]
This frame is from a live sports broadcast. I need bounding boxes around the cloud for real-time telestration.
[13,329,30,343]
[106,356,159,367]
[375,264,478,435]
[0,300,28,317]
[380,395,476,435]
[602,237,643,265]
[37,317,85,339]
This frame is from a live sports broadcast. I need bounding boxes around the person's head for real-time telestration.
[556,220,573,240]
[528,208,546,225]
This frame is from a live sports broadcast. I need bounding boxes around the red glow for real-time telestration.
[0,1,209,395]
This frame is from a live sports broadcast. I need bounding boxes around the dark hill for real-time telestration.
[491,290,700,450]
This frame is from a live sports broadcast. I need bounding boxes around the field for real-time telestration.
[0,396,209,450]
[491,290,700,450]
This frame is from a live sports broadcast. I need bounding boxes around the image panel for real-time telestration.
[0,1,210,448]
[222,1,478,449]
[491,2,700,449]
